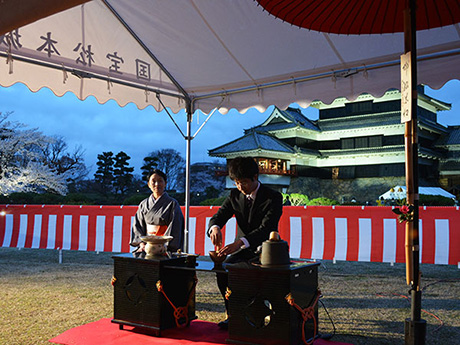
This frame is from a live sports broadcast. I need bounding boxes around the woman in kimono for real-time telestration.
[130,169,184,253]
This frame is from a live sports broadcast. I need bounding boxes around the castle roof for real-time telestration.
[246,107,319,134]
[317,112,401,131]
[317,111,448,133]
[209,131,296,156]
[208,99,455,164]
[436,126,460,146]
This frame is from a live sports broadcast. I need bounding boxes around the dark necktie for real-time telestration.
[245,196,253,221]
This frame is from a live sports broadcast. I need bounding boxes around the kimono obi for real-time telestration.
[147,224,168,236]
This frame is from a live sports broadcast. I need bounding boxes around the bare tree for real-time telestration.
[42,135,88,182]
[143,149,185,191]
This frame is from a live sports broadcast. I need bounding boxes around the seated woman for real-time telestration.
[130,169,184,253]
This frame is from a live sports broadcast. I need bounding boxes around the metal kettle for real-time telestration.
[260,231,291,267]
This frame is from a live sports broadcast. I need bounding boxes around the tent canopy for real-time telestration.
[379,186,456,200]
[0,0,459,115]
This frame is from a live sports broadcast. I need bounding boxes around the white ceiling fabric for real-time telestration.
[0,0,459,114]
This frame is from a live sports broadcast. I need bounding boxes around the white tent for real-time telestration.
[0,1,459,114]
[379,185,456,200]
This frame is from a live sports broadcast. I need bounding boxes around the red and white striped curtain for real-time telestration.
[1,205,459,266]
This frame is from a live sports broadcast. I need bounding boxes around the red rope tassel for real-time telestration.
[156,277,198,328]
[285,289,321,345]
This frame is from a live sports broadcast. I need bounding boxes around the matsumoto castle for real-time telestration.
[208,87,460,203]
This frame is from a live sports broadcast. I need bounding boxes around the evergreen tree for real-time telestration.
[113,151,134,196]
[140,155,159,181]
[94,151,114,195]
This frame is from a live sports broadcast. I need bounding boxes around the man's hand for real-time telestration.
[218,239,243,256]
[135,242,146,252]
[209,226,223,248]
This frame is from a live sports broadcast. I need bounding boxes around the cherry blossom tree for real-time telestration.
[0,112,86,196]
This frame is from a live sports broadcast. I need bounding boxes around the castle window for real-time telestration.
[346,101,372,115]
[380,164,405,176]
[356,165,379,177]
[369,135,383,147]
[355,137,368,148]
[341,138,354,149]
[339,166,355,179]
[383,135,404,146]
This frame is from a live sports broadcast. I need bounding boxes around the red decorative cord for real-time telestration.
[376,292,444,332]
[285,289,321,345]
[156,277,198,328]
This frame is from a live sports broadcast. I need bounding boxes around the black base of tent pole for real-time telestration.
[404,318,426,345]
[405,290,426,345]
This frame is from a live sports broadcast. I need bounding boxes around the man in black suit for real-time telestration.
[207,156,283,329]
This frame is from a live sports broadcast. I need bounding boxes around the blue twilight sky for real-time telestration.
[1,79,459,177]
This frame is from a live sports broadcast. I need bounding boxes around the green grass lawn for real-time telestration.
[0,247,458,345]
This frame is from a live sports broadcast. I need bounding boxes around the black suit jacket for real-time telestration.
[207,183,283,252]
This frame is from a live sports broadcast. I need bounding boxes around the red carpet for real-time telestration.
[49,318,352,345]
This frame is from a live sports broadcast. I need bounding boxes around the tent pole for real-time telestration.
[184,101,193,253]
[404,1,426,344]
